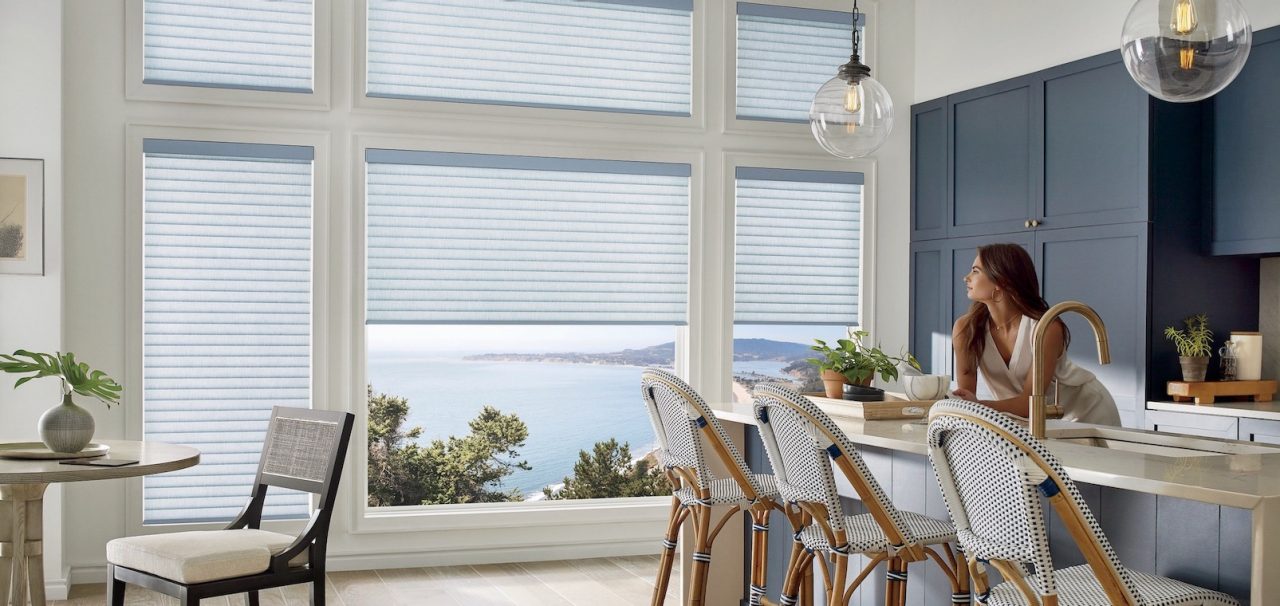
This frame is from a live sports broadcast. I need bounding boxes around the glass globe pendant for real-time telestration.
[809,0,893,159]
[1121,0,1251,103]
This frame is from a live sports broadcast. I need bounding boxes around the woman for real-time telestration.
[951,243,1121,426]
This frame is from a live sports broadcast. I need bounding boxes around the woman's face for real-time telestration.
[964,254,999,302]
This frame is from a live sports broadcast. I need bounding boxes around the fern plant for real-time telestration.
[0,350,122,407]
[1164,314,1214,358]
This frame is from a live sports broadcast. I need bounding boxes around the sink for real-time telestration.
[1046,427,1280,458]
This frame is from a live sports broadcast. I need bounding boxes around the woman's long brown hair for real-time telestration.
[958,243,1068,364]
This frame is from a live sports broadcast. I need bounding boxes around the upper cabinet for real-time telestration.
[1210,27,1280,256]
[912,53,1157,241]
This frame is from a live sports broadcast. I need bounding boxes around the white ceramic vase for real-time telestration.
[39,392,95,453]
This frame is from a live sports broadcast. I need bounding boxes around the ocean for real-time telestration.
[367,356,794,499]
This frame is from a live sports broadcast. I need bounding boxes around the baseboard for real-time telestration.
[69,538,660,585]
[46,571,70,601]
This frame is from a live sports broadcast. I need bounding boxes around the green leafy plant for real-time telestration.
[1164,314,1214,358]
[806,331,921,385]
[0,350,123,407]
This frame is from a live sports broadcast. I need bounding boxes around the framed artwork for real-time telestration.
[0,158,44,275]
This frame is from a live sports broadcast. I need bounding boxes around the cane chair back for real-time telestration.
[751,384,916,550]
[641,368,766,499]
[926,399,1140,603]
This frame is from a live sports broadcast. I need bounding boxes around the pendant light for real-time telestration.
[809,0,893,159]
[1121,0,1252,103]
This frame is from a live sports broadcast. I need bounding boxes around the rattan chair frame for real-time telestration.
[106,406,355,606]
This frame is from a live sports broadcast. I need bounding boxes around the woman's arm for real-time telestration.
[952,319,979,397]
[974,320,1066,417]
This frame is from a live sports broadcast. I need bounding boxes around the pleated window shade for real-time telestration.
[735,3,862,122]
[365,149,690,325]
[142,0,314,93]
[142,139,314,524]
[365,0,693,115]
[734,167,863,325]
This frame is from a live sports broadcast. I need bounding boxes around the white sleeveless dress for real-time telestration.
[977,315,1121,426]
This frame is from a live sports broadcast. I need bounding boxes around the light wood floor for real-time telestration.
[51,555,678,605]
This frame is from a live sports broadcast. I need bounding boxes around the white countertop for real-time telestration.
[1149,400,1280,421]
[714,401,1280,510]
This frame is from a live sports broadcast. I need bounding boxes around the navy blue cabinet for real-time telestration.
[910,99,949,241]
[1210,26,1280,255]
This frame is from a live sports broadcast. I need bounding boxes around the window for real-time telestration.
[365,0,693,115]
[365,149,689,505]
[141,139,314,524]
[732,167,863,402]
[735,3,862,122]
[142,0,314,92]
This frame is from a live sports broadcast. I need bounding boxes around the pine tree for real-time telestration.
[544,438,671,500]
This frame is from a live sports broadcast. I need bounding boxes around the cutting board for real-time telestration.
[1167,380,1278,404]
[802,393,936,420]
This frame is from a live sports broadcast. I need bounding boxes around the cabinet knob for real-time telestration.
[1024,220,1032,228]
[1029,219,1042,228]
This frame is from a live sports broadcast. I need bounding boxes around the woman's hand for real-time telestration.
[950,388,978,401]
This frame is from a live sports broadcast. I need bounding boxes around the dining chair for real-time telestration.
[105,406,355,606]
[926,398,1238,605]
[751,384,970,606]
[641,368,807,606]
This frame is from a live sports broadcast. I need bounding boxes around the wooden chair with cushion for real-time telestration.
[105,406,354,606]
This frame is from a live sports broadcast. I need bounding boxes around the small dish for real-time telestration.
[0,442,110,460]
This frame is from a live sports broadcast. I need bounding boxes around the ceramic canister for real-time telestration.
[1231,331,1263,381]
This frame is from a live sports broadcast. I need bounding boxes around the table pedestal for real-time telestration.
[0,484,46,606]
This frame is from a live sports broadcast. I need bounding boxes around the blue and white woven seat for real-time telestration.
[752,384,970,606]
[672,473,778,506]
[927,399,1239,606]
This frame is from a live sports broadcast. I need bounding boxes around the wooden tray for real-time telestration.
[803,393,937,420]
[1167,380,1278,404]
[0,442,109,460]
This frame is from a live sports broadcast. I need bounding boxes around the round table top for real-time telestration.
[0,440,199,484]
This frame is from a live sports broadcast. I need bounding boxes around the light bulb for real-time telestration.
[1179,44,1195,70]
[844,82,862,113]
[1171,0,1198,35]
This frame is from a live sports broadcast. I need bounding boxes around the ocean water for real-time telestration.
[368,356,790,498]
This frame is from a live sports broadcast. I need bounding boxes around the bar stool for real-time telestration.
[641,369,806,606]
[751,384,970,606]
[927,399,1238,605]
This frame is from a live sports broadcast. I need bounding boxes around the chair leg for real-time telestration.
[828,553,848,606]
[748,507,771,606]
[246,589,260,606]
[311,569,326,606]
[652,498,684,606]
[105,564,126,606]
[686,504,713,606]
[779,547,813,606]
[179,587,199,606]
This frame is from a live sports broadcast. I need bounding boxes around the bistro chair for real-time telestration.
[926,398,1238,605]
[641,368,807,606]
[105,406,355,606]
[751,384,970,606]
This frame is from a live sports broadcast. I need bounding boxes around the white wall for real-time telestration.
[0,0,65,598]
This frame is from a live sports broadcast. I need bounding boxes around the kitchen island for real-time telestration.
[711,401,1280,606]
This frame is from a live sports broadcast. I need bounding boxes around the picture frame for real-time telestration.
[0,157,45,275]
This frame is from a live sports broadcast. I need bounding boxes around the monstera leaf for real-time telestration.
[0,350,123,407]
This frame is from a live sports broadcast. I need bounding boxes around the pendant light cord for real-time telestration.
[850,0,861,60]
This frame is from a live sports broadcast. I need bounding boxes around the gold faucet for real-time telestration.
[1030,301,1111,439]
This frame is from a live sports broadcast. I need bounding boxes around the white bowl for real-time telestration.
[902,374,950,401]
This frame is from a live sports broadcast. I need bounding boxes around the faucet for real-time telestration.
[1030,301,1111,439]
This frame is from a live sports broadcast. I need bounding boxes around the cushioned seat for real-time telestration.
[107,529,307,584]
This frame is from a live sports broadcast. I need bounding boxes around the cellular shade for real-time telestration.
[735,3,860,122]
[366,149,690,324]
[734,167,863,325]
[143,0,314,92]
[142,139,313,524]
[365,0,693,115]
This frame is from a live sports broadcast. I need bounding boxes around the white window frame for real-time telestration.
[123,123,332,536]
[721,0,878,137]
[124,0,333,110]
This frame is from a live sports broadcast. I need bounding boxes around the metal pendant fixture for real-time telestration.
[809,0,894,159]
[1121,0,1252,103]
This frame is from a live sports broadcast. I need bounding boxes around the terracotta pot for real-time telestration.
[820,369,847,399]
[1179,355,1210,382]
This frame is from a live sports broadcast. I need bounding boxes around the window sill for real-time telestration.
[351,496,671,534]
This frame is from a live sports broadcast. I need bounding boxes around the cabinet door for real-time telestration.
[1144,410,1238,440]
[1040,54,1150,228]
[1035,224,1148,429]
[1239,418,1280,445]
[911,98,949,241]
[1212,27,1280,255]
[910,240,947,374]
[949,77,1040,237]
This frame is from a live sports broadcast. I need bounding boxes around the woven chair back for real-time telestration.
[927,399,1139,602]
[256,407,354,496]
[640,368,763,497]
[752,384,913,542]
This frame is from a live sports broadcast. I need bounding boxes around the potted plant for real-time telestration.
[807,331,920,399]
[1164,314,1213,382]
[0,350,122,453]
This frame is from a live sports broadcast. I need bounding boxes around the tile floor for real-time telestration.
[51,555,677,605]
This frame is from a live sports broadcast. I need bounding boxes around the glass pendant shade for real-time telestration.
[810,75,894,159]
[1121,0,1251,103]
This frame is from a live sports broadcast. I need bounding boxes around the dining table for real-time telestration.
[0,440,199,606]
